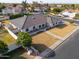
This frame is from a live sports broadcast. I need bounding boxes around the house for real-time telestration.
[34,7,48,13]
[58,11,77,19]
[34,7,41,12]
[2,5,25,15]
[0,22,2,27]
[9,14,48,35]
[5,14,63,38]
[3,14,63,52]
[0,16,9,23]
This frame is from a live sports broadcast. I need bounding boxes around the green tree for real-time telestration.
[0,40,8,54]
[0,3,5,12]
[32,1,39,7]
[10,13,24,19]
[74,13,79,19]
[22,1,27,9]
[17,32,32,48]
[52,8,64,14]
[22,0,30,12]
[46,4,51,12]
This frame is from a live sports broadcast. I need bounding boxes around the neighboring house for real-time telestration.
[58,11,77,19]
[0,22,2,27]
[0,16,9,21]
[2,5,25,15]
[6,14,63,36]
[34,7,47,13]
[57,5,62,8]
[34,7,41,12]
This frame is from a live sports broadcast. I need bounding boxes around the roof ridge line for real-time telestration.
[22,16,28,29]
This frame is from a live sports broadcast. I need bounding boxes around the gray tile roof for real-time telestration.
[10,14,47,29]
[22,14,47,29]
[10,16,27,29]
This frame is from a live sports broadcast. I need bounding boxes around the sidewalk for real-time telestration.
[34,27,79,59]
[45,31,63,40]
[40,40,62,57]
[63,27,79,40]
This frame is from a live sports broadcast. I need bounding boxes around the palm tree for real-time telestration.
[22,0,26,9]
[22,0,28,12]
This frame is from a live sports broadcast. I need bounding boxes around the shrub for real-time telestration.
[10,14,24,19]
[52,8,64,14]
[74,13,79,19]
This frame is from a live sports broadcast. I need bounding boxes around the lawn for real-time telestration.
[32,32,59,52]
[48,23,77,37]
[2,20,10,24]
[0,28,16,45]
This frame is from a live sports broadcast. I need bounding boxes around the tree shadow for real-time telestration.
[4,44,56,59]
[32,44,56,58]
[4,47,29,59]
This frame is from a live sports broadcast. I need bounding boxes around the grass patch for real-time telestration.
[0,29,16,45]
[48,23,77,37]
[32,32,59,53]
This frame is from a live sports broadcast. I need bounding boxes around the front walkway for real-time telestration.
[45,31,63,40]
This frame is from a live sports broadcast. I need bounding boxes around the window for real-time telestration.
[39,25,41,28]
[42,24,44,27]
[56,22,57,24]
[26,28,29,31]
[53,24,54,25]
[33,26,35,30]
